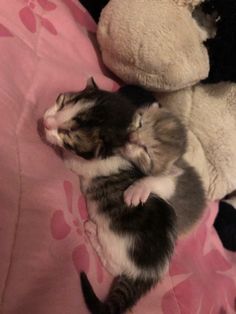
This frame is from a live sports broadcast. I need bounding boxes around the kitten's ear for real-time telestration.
[129,112,142,131]
[56,93,65,106]
[86,77,98,89]
[56,93,65,109]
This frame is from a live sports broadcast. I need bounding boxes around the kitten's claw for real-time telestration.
[84,220,101,252]
[124,181,151,207]
[84,220,97,236]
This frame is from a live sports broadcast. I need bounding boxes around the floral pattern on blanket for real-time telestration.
[1,1,236,313]
[49,180,236,314]
[0,23,13,37]
[162,208,236,313]
[19,0,58,34]
[50,180,104,284]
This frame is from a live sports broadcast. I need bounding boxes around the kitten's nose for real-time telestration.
[44,116,57,130]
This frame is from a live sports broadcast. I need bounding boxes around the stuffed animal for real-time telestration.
[97,0,209,91]
[155,82,236,201]
[95,0,236,84]
[96,0,236,201]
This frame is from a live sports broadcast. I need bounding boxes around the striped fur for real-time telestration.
[44,81,205,313]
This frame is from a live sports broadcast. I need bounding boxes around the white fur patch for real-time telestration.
[124,175,176,207]
[43,98,95,147]
[86,202,167,280]
[64,154,131,179]
[140,176,176,199]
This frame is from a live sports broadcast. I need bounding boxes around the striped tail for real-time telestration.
[80,272,155,314]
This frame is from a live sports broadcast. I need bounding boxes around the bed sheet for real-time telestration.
[0,1,235,313]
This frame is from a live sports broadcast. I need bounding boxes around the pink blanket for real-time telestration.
[0,1,236,313]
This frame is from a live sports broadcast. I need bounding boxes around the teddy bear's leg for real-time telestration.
[223,190,236,209]
[79,0,109,22]
[173,0,203,7]
[214,201,236,252]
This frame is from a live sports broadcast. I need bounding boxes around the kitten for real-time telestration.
[119,101,206,235]
[43,79,177,314]
[120,103,187,176]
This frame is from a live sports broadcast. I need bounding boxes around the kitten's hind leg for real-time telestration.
[84,220,102,254]
[84,220,115,275]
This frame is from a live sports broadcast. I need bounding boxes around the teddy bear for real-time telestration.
[96,0,236,203]
[81,0,236,84]
[97,0,209,92]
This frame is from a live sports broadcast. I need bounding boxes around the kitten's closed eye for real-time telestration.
[58,128,70,135]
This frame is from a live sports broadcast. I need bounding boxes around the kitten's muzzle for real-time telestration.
[44,116,57,130]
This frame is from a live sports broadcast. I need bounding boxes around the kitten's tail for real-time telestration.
[80,272,155,314]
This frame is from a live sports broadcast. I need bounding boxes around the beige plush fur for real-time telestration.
[97,0,236,201]
[173,0,203,8]
[97,0,209,91]
[156,83,236,201]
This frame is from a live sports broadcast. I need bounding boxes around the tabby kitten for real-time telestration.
[117,85,206,234]
[43,79,177,314]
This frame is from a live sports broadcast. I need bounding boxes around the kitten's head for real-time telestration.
[43,78,136,159]
[123,103,187,175]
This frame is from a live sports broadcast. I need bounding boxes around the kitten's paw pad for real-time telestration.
[124,182,151,207]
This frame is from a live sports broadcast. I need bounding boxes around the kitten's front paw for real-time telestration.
[119,143,140,160]
[63,150,85,174]
[63,150,76,171]
[124,181,151,207]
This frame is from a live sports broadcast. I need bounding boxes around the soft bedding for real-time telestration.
[0,1,236,313]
